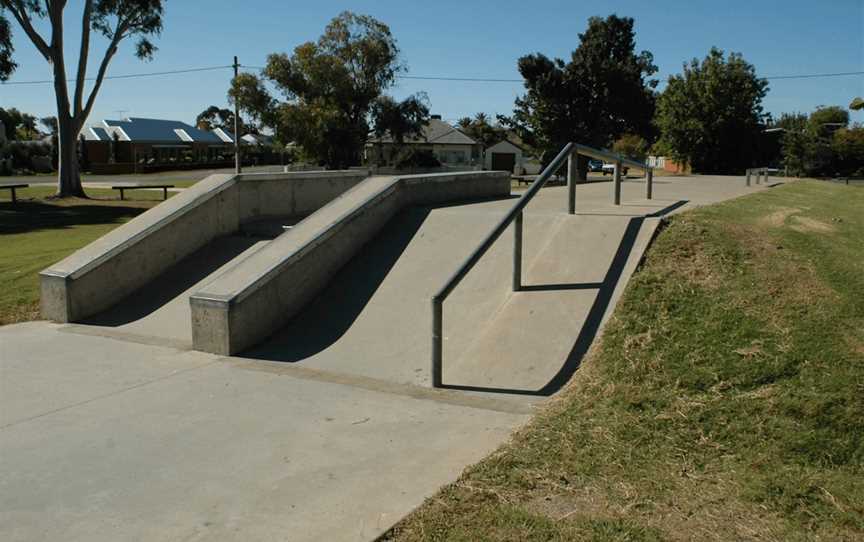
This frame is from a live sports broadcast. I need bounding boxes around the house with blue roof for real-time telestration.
[80,117,240,173]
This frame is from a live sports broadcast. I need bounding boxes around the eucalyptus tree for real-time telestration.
[1,0,165,196]
[230,11,426,169]
[655,48,768,174]
[503,15,658,177]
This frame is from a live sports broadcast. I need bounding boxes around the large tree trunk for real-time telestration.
[577,154,589,181]
[56,116,86,198]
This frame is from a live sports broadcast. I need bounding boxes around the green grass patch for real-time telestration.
[384,180,864,541]
[0,188,164,324]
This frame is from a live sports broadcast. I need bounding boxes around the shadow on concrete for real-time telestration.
[440,199,688,397]
[520,282,602,292]
[646,199,689,217]
[82,235,263,327]
[241,194,519,365]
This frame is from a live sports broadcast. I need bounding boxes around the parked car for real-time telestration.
[602,163,629,176]
[588,159,604,172]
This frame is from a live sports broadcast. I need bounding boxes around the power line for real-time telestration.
[2,64,862,86]
[764,70,864,80]
[0,65,232,85]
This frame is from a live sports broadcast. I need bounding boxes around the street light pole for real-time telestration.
[233,56,242,174]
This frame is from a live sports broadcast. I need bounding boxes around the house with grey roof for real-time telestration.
[80,117,239,173]
[365,116,481,168]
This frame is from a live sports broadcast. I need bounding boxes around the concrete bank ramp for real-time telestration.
[240,192,660,398]
[42,169,511,352]
[79,235,271,348]
[40,170,370,335]
[189,172,511,354]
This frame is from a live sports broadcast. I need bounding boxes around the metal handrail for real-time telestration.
[572,143,653,203]
[745,167,775,186]
[430,142,574,387]
[573,143,650,172]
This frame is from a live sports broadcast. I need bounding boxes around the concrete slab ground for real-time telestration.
[0,174,781,541]
[1,323,524,542]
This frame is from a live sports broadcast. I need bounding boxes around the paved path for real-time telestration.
[0,165,286,187]
[0,174,779,541]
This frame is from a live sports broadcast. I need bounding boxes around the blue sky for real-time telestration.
[2,0,862,128]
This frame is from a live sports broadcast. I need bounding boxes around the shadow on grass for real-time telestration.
[0,200,149,235]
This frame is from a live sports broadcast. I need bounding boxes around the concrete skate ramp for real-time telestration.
[79,235,270,348]
[239,190,664,396]
[190,172,511,355]
[40,170,368,323]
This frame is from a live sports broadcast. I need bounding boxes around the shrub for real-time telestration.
[396,148,440,169]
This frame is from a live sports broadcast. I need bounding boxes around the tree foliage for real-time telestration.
[459,112,505,149]
[369,93,429,145]
[655,48,768,174]
[195,105,237,131]
[781,106,861,177]
[230,11,423,169]
[0,11,14,80]
[612,133,649,161]
[502,15,657,173]
[807,105,849,135]
[1,0,165,196]
[0,107,38,140]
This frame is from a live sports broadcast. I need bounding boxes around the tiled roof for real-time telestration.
[368,118,478,146]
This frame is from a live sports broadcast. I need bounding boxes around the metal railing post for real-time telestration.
[513,211,523,291]
[428,142,574,389]
[646,168,654,200]
[613,160,623,205]
[431,297,443,387]
[756,169,762,184]
[567,151,577,214]
[746,169,751,186]
[764,168,770,184]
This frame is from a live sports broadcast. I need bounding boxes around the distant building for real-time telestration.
[483,139,527,174]
[81,117,241,174]
[647,155,691,174]
[365,116,481,167]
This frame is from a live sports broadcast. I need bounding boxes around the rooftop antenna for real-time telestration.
[114,109,129,120]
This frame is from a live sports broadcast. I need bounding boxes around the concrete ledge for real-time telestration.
[39,171,367,323]
[40,174,240,322]
[237,170,368,223]
[190,171,511,355]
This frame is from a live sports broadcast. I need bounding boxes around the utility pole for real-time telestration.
[233,56,242,174]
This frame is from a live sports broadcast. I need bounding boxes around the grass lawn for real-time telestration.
[0,186,169,325]
[384,180,864,541]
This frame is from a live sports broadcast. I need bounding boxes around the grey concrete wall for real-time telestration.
[190,171,511,355]
[40,174,240,322]
[238,170,368,222]
[40,171,366,323]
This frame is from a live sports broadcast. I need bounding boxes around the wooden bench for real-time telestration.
[0,183,29,204]
[111,184,174,201]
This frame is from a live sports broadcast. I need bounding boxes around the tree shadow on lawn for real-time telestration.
[0,200,150,235]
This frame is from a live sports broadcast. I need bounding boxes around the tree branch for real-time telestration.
[72,0,92,116]
[4,1,51,60]
[47,0,71,119]
[80,20,127,125]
